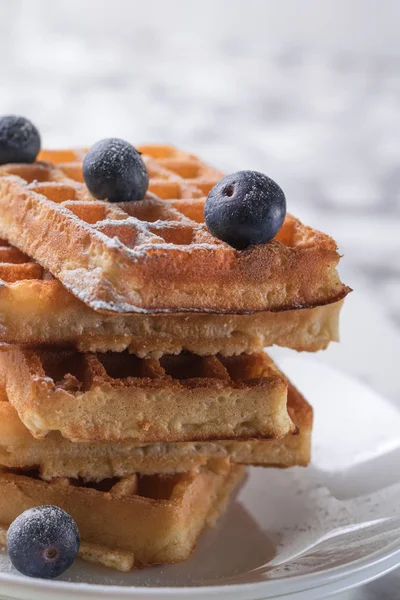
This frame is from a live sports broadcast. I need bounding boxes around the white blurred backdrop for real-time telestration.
[0,0,400,332]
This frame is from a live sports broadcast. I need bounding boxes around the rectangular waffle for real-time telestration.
[0,145,350,314]
[0,240,343,354]
[0,383,311,480]
[0,464,245,571]
[1,348,294,443]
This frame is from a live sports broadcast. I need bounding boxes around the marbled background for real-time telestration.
[0,1,400,597]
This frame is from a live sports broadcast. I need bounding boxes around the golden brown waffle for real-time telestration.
[0,239,343,354]
[0,383,312,480]
[1,348,294,442]
[0,464,245,571]
[0,145,350,314]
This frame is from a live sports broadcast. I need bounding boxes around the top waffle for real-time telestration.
[0,145,349,314]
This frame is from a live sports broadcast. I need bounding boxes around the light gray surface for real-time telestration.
[0,1,399,597]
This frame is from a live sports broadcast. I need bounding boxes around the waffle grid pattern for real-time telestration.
[0,146,226,304]
[0,145,348,314]
[0,239,45,282]
[1,348,292,443]
[7,144,221,224]
[36,348,279,389]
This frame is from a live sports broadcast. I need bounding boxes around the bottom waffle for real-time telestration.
[0,383,312,480]
[0,464,245,571]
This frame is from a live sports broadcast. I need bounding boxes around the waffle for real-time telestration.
[0,145,350,314]
[0,240,343,354]
[0,463,245,571]
[1,348,294,443]
[0,383,311,480]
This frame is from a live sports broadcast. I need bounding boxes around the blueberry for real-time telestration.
[83,138,149,203]
[0,116,41,165]
[7,505,80,579]
[205,171,287,250]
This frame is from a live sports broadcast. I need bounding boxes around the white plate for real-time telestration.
[0,294,399,600]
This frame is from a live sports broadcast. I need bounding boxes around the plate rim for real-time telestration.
[0,533,399,599]
[274,546,400,600]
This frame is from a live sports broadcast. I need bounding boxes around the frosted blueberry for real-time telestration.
[205,171,286,249]
[7,505,80,579]
[0,116,41,165]
[83,138,149,202]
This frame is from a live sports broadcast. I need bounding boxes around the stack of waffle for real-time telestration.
[0,145,349,571]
